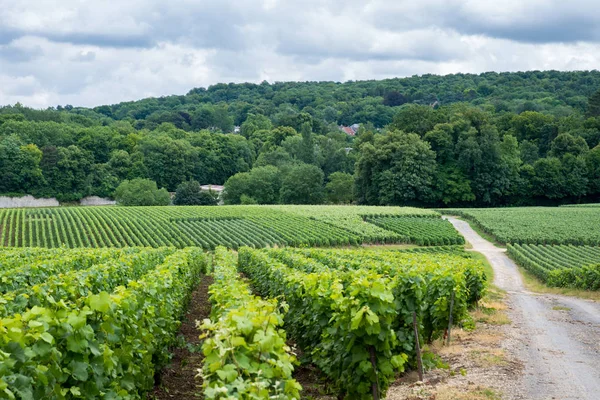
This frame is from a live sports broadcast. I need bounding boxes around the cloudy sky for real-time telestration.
[1,0,600,108]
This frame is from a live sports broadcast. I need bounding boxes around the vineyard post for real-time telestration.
[369,346,380,400]
[446,289,455,346]
[412,311,424,381]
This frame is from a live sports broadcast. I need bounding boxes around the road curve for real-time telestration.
[445,216,600,400]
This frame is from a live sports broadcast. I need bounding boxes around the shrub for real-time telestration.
[173,180,219,205]
[114,178,170,206]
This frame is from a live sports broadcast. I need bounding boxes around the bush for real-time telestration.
[240,194,258,204]
[280,163,324,204]
[325,172,354,204]
[114,178,171,206]
[173,180,219,205]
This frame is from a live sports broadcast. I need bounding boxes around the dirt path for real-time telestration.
[150,275,213,400]
[445,216,600,400]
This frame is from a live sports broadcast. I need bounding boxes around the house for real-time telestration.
[201,185,224,205]
[339,124,360,136]
[233,126,241,134]
[200,185,224,193]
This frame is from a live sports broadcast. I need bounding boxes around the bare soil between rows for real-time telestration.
[150,275,213,400]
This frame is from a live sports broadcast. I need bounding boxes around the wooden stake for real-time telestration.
[412,311,424,381]
[369,346,379,400]
[446,289,455,346]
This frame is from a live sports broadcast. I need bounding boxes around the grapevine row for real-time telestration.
[507,244,600,290]
[364,216,465,246]
[238,247,486,399]
[199,247,301,399]
[0,247,208,398]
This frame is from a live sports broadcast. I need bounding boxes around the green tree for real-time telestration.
[532,158,565,199]
[280,163,324,204]
[586,88,600,118]
[299,122,315,164]
[390,104,442,136]
[585,146,600,194]
[548,133,589,158]
[223,166,282,205]
[114,178,171,206]
[0,137,44,194]
[325,172,354,204]
[137,134,197,190]
[174,180,219,205]
[355,131,437,205]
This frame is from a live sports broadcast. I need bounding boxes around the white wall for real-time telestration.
[0,195,59,208]
[79,196,116,206]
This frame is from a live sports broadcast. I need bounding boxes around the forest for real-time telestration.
[1,70,599,206]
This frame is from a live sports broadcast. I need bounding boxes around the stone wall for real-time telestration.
[0,195,59,208]
[79,196,116,206]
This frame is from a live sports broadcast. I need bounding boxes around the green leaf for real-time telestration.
[71,361,89,382]
[89,292,111,313]
[39,332,53,344]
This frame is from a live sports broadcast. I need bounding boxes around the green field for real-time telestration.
[0,246,207,398]
[236,246,486,398]
[445,207,600,246]
[507,244,600,290]
[0,205,444,249]
[0,242,485,399]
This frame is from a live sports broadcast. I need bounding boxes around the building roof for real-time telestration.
[341,126,356,136]
[200,185,224,192]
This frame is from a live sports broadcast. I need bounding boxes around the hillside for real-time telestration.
[1,70,599,206]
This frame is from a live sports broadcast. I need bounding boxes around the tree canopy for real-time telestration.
[1,70,600,206]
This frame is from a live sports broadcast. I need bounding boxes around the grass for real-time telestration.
[518,266,600,302]
[552,306,572,311]
[359,243,417,250]
[436,387,502,400]
[469,349,508,368]
[468,252,495,282]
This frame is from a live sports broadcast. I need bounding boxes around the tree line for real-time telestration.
[0,70,599,206]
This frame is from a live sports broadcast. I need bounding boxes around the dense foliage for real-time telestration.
[445,207,600,245]
[199,247,300,398]
[114,178,171,206]
[1,71,600,206]
[0,247,208,398]
[173,180,219,206]
[0,205,452,249]
[238,247,486,399]
[508,244,600,290]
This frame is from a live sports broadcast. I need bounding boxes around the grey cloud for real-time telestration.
[1,0,600,108]
[0,44,43,63]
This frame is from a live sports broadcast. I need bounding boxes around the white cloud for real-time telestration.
[1,0,599,108]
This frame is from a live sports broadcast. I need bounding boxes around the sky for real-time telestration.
[1,0,600,108]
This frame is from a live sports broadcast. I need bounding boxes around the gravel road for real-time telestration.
[445,216,600,400]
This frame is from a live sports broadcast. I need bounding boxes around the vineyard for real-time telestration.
[236,246,486,399]
[444,207,600,246]
[0,244,486,399]
[507,244,600,290]
[0,205,451,249]
[0,246,208,399]
[364,216,465,246]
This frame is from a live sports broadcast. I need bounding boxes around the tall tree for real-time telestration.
[586,88,600,118]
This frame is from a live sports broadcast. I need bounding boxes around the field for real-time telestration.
[507,244,600,290]
[0,205,447,249]
[560,204,600,208]
[0,242,486,399]
[0,246,208,398]
[444,207,600,246]
[2,204,598,399]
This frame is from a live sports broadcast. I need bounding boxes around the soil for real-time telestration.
[445,217,600,400]
[149,275,213,400]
